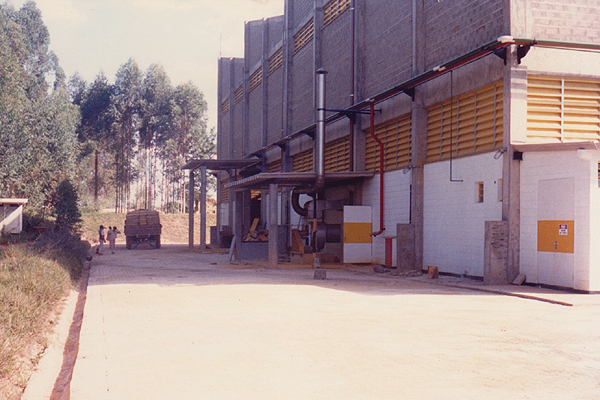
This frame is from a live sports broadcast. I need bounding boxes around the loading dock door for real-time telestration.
[343,206,372,263]
[537,178,575,287]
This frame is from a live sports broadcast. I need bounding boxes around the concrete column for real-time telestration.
[282,0,294,139]
[262,19,269,148]
[200,166,207,251]
[409,0,426,271]
[503,47,526,283]
[243,23,251,157]
[188,169,195,249]
[269,183,279,269]
[411,100,427,271]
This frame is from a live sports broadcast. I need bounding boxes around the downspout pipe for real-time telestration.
[369,100,385,237]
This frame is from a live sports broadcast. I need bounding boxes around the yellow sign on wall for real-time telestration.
[537,220,574,253]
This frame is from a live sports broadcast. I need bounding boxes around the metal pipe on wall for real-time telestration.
[369,100,385,237]
[315,68,327,191]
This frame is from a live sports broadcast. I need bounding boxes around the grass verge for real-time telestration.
[0,231,90,400]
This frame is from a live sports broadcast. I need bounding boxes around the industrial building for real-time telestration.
[202,0,600,292]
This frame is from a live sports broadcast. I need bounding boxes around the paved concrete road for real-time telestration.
[64,245,600,399]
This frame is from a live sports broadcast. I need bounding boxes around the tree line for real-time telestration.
[0,2,214,218]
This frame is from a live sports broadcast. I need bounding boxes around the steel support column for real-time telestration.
[268,183,278,269]
[200,166,207,251]
[188,169,195,249]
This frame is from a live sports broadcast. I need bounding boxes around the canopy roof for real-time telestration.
[181,159,260,172]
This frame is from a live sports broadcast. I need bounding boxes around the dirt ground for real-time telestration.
[24,244,600,400]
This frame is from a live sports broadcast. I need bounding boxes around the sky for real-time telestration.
[7,0,284,132]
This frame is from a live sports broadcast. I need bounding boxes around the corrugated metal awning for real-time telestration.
[181,158,260,171]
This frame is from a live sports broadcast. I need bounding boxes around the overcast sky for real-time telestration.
[7,0,284,132]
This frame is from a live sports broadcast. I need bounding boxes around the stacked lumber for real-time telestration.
[125,210,160,227]
[243,218,269,242]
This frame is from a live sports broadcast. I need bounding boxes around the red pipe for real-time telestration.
[369,100,385,237]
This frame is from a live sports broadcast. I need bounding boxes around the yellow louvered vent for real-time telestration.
[251,190,261,199]
[527,76,600,143]
[325,136,350,172]
[293,149,313,172]
[366,114,412,172]
[269,47,283,74]
[220,178,229,203]
[268,159,282,172]
[324,0,351,26]
[427,81,504,163]
[234,85,243,104]
[249,67,262,92]
[294,19,314,53]
[221,98,230,114]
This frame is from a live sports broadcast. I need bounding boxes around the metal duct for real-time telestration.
[315,68,327,191]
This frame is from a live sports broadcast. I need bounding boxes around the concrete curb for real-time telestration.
[22,260,92,400]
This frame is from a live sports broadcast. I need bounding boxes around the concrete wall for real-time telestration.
[423,152,503,277]
[362,169,412,265]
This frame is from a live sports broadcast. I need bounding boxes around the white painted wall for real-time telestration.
[423,152,503,276]
[520,150,600,291]
[362,169,411,265]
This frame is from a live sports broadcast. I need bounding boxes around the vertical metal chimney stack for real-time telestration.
[315,68,327,190]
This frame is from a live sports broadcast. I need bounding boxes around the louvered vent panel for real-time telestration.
[294,19,314,53]
[249,67,262,92]
[427,81,503,163]
[324,136,350,172]
[365,114,412,172]
[324,0,351,26]
[293,149,313,172]
[269,48,283,74]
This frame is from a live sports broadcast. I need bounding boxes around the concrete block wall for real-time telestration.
[423,0,505,71]
[360,1,413,98]
[519,151,599,291]
[232,104,243,158]
[423,153,503,277]
[291,45,315,132]
[321,10,352,111]
[292,0,314,31]
[248,89,263,154]
[246,20,264,69]
[362,169,412,265]
[268,16,284,50]
[523,0,600,42]
[266,67,283,144]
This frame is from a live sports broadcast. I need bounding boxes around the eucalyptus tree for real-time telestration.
[139,64,173,209]
[111,59,143,212]
[77,73,114,203]
[159,82,214,212]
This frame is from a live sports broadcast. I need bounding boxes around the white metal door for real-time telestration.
[537,178,575,287]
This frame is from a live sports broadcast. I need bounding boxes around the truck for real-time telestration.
[124,210,162,249]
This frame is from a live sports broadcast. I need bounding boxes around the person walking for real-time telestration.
[97,225,105,255]
[108,226,120,254]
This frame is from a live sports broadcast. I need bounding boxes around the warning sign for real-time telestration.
[559,224,568,236]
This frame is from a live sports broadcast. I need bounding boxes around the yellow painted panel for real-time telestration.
[537,220,574,254]
[343,222,372,244]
